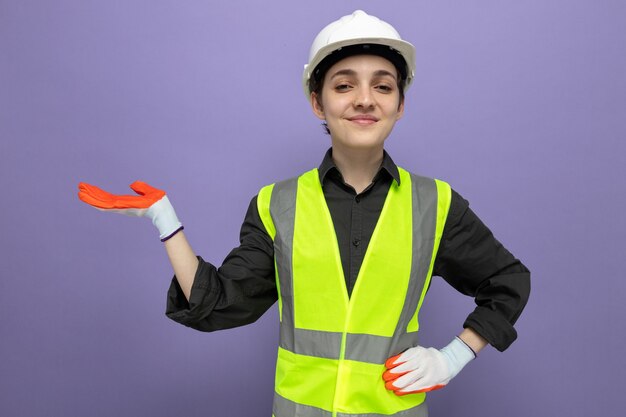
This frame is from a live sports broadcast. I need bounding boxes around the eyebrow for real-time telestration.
[329,69,398,80]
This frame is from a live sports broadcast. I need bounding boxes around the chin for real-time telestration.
[333,138,387,151]
[348,133,389,147]
[328,126,391,150]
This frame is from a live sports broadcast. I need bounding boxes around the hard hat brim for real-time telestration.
[303,37,416,99]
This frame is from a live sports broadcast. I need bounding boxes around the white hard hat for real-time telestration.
[303,10,416,99]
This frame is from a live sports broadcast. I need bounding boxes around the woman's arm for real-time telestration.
[458,327,488,354]
[435,189,531,352]
[163,231,199,301]
[78,181,278,331]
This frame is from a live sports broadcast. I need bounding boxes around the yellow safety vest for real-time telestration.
[257,167,451,417]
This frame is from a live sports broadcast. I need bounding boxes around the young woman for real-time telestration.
[78,10,530,417]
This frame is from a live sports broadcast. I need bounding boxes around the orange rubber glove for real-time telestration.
[78,181,183,241]
[383,337,475,395]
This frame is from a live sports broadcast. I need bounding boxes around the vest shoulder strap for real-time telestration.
[257,182,276,240]
[257,170,314,241]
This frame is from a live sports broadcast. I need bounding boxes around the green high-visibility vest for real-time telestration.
[257,167,451,417]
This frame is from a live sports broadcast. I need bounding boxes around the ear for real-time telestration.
[310,92,326,120]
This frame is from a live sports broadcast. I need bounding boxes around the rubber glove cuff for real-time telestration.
[441,337,476,379]
[146,195,183,241]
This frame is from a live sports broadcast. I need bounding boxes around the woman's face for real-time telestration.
[311,54,404,152]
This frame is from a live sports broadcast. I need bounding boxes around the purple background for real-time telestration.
[1,1,624,416]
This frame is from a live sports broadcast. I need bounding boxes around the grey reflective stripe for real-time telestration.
[281,330,417,364]
[345,332,419,365]
[273,392,332,417]
[274,391,428,417]
[287,328,343,359]
[270,177,298,351]
[344,333,392,364]
[387,174,438,354]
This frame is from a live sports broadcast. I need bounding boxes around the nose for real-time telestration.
[353,86,375,109]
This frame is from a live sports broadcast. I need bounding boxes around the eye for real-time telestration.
[375,84,394,93]
[334,83,352,92]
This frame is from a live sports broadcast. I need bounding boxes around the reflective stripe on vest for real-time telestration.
[258,168,451,417]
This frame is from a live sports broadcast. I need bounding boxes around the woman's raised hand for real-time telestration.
[78,181,183,241]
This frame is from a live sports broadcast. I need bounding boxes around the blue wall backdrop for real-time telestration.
[1,1,624,416]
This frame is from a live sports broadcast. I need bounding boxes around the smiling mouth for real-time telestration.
[347,116,379,125]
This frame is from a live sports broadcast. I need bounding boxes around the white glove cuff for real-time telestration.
[440,337,475,379]
[146,196,183,241]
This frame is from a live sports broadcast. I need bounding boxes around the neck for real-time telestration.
[331,145,384,194]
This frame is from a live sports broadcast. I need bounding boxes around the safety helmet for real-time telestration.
[303,10,416,99]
